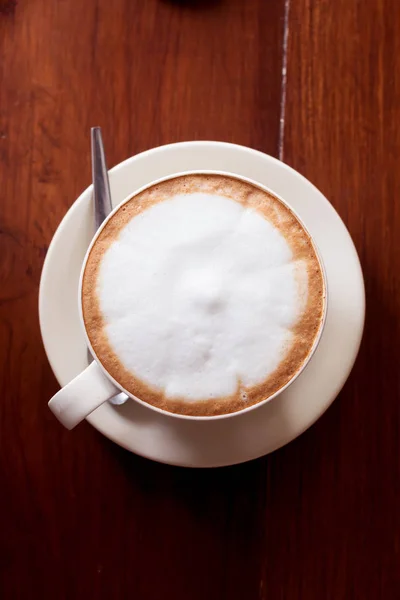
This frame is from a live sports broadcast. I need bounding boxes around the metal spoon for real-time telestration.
[89,127,128,406]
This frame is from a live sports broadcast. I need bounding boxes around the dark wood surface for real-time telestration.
[0,0,399,598]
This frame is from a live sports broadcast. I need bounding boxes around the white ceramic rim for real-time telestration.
[39,140,365,467]
[78,169,329,421]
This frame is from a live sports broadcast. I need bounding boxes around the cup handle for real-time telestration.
[48,361,119,430]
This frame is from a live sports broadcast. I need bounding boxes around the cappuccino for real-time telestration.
[82,174,325,416]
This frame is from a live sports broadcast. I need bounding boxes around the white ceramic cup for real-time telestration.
[48,170,328,429]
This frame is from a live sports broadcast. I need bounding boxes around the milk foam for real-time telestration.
[97,192,308,402]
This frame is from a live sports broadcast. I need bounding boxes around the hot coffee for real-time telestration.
[82,174,325,416]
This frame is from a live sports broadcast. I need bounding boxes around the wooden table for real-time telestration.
[1,1,399,598]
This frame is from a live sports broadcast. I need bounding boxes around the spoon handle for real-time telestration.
[91,126,113,230]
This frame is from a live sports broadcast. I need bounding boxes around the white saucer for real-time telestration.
[39,142,365,467]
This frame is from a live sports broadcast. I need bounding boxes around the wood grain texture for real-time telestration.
[276,0,400,598]
[1,0,399,598]
[0,1,285,599]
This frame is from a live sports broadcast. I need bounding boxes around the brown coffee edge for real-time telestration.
[82,174,326,417]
